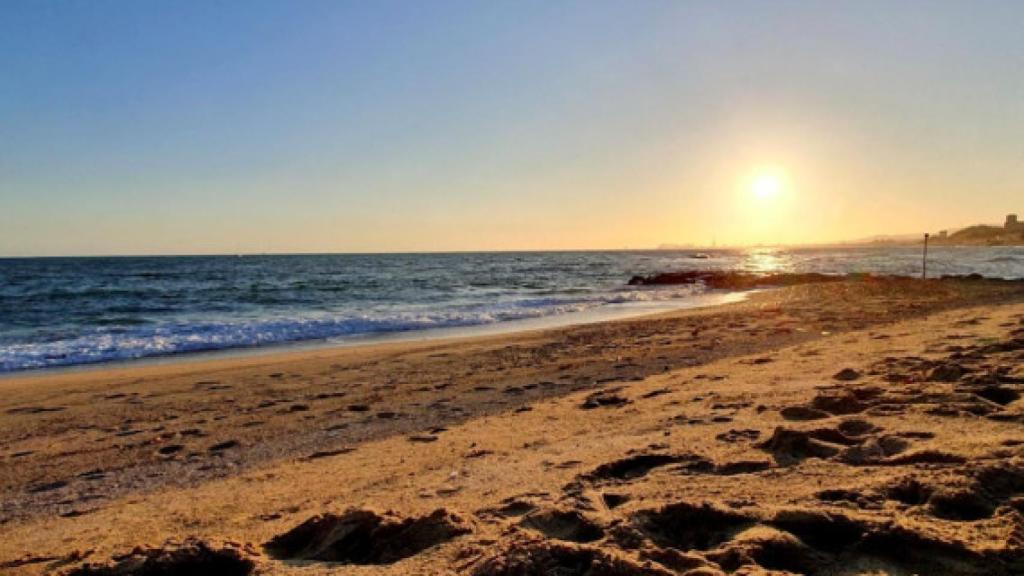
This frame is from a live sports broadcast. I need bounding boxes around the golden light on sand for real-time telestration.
[751,169,784,200]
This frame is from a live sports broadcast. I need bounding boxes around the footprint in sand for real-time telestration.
[27,480,68,494]
[208,440,239,452]
[157,444,184,456]
[580,389,631,409]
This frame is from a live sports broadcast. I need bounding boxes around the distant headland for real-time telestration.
[922,213,1024,246]
[858,213,1024,247]
[659,213,1024,249]
[864,212,1024,245]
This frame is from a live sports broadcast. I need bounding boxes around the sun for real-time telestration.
[751,172,783,200]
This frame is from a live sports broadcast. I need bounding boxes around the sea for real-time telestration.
[1,246,1022,373]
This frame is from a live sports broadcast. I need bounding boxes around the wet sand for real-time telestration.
[2,277,1024,575]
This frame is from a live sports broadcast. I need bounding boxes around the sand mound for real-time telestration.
[472,539,673,576]
[705,525,826,574]
[67,539,255,576]
[756,427,842,464]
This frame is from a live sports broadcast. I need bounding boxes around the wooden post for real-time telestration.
[922,233,929,279]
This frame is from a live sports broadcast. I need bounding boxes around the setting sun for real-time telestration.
[751,171,784,200]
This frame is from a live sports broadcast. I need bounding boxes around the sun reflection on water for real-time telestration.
[741,248,796,274]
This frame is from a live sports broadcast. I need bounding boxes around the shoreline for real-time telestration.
[0,291,750,381]
[5,250,1022,377]
[2,276,1024,574]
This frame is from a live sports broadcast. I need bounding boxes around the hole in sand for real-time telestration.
[519,509,604,543]
[836,418,880,437]
[973,464,1024,498]
[585,454,686,481]
[885,477,933,505]
[860,523,983,567]
[768,508,866,552]
[264,508,469,564]
[974,386,1020,406]
[602,493,630,509]
[927,488,995,521]
[780,406,830,421]
[632,501,753,552]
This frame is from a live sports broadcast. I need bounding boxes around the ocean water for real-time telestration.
[1,246,1021,373]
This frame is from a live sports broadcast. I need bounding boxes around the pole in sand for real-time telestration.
[922,233,929,279]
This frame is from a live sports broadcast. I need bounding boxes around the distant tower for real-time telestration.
[1007,214,1020,230]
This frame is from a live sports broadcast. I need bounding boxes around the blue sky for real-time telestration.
[3,1,1023,255]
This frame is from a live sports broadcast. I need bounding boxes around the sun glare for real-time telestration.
[751,172,783,200]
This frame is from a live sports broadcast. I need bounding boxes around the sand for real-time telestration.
[2,277,1024,575]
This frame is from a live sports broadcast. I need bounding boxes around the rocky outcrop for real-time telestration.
[626,271,843,289]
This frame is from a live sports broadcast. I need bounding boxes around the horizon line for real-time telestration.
[0,240,938,260]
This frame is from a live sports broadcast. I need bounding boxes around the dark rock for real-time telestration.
[627,271,843,289]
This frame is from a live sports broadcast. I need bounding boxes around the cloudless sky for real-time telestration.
[2,1,1023,255]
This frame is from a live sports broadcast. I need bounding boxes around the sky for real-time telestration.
[2,1,1023,256]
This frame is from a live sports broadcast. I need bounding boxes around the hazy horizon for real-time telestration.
[0,229,1001,259]
[4,1,1023,257]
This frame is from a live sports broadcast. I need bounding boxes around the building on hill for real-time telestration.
[936,214,1023,245]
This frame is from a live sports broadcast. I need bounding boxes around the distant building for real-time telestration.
[1006,214,1023,230]
[937,230,947,239]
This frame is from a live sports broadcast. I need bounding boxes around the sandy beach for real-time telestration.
[2,277,1024,575]
[8,2,1024,573]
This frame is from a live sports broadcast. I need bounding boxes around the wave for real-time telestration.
[0,285,703,372]
[6,246,1017,373]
